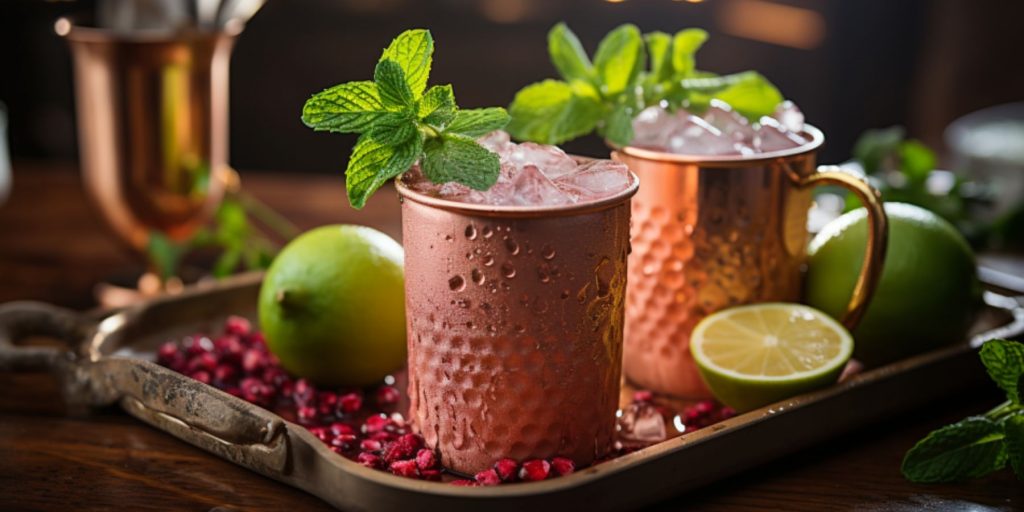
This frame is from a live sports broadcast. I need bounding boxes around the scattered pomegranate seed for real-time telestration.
[297,405,318,424]
[551,457,575,476]
[415,449,437,470]
[292,379,316,406]
[307,426,330,442]
[190,370,211,384]
[241,349,267,373]
[363,415,391,434]
[329,422,355,436]
[419,469,442,481]
[157,341,179,362]
[213,364,237,384]
[494,458,518,481]
[360,439,383,452]
[475,468,501,486]
[389,459,418,478]
[338,392,363,414]
[224,315,251,336]
[317,391,339,416]
[331,434,357,451]
[357,452,383,469]
[375,385,400,406]
[450,479,477,487]
[187,352,218,373]
[519,459,551,481]
[382,433,423,463]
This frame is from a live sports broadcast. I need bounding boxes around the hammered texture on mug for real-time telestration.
[401,197,632,475]
[618,154,816,398]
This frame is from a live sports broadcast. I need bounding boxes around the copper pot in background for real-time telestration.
[396,171,638,475]
[59,19,238,252]
[613,126,888,399]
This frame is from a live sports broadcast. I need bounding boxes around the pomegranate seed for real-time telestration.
[241,349,267,374]
[184,336,213,356]
[633,390,654,403]
[224,315,251,336]
[415,449,436,470]
[297,405,318,424]
[360,439,383,452]
[240,377,273,406]
[190,370,211,384]
[261,367,289,387]
[292,379,316,406]
[213,335,244,360]
[419,469,442,481]
[307,426,330,442]
[450,479,477,487]
[223,386,242,397]
[329,422,355,436]
[494,458,518,481]
[187,352,218,373]
[375,385,400,406]
[518,459,550,481]
[213,364,237,384]
[551,457,575,476]
[329,445,345,454]
[389,459,418,478]
[338,392,363,414]
[331,434,357,450]
[475,468,501,486]
[247,331,267,346]
[357,452,383,469]
[318,392,339,416]
[157,341,179,362]
[370,431,395,442]
[363,415,391,434]
[382,433,423,463]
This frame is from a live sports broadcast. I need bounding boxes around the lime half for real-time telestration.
[690,303,853,412]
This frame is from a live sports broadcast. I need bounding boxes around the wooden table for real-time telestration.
[1,163,1021,511]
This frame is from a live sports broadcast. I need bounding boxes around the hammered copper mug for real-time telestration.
[613,125,888,398]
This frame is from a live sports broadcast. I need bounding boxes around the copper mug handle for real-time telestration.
[791,165,889,329]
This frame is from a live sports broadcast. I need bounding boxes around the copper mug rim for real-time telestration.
[610,124,825,167]
[395,163,640,219]
[55,17,242,43]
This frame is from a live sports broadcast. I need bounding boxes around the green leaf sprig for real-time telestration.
[901,339,1024,483]
[302,29,511,209]
[507,23,783,147]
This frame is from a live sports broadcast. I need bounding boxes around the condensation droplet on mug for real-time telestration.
[541,245,556,260]
[483,254,495,267]
[501,262,516,279]
[482,226,494,239]
[456,298,471,309]
[505,238,520,255]
[471,268,485,285]
[449,275,466,291]
[465,225,477,240]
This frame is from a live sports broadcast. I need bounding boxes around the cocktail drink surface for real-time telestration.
[614,103,888,398]
[397,132,638,474]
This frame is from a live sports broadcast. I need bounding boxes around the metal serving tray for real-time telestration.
[1,272,1021,511]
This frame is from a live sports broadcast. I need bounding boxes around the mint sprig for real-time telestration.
[508,23,783,147]
[902,339,1024,482]
[302,29,510,209]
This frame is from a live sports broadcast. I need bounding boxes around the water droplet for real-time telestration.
[514,324,526,333]
[501,262,516,279]
[483,254,495,267]
[456,298,471,308]
[444,234,453,242]
[449,275,466,291]
[505,239,520,255]
[465,225,477,240]
[482,226,494,239]
[465,321,475,329]
[541,245,556,260]
[466,252,474,260]
[487,324,498,334]
[471,268,485,285]
[560,289,570,299]
[537,267,551,284]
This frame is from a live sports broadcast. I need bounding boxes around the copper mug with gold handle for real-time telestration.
[613,125,888,398]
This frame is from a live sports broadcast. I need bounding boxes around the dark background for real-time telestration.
[2,0,1022,173]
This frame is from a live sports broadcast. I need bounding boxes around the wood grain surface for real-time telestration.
[1,162,1021,511]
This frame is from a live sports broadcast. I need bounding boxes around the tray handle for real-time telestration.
[0,301,89,372]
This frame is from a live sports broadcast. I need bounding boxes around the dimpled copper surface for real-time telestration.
[398,184,635,475]
[615,150,817,398]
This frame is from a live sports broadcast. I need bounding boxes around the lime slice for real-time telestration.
[690,303,853,412]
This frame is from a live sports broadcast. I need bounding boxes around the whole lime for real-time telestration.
[259,225,406,386]
[805,202,982,366]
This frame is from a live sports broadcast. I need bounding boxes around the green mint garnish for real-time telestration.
[508,23,783,147]
[302,29,510,209]
[901,339,1024,483]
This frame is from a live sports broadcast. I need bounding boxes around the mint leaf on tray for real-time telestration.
[980,338,1024,404]
[302,29,510,209]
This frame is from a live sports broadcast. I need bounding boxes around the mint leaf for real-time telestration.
[593,24,645,96]
[301,81,385,133]
[900,139,937,184]
[445,107,510,137]
[902,416,1008,483]
[421,133,499,190]
[672,28,708,76]
[645,31,673,82]
[709,72,782,120]
[374,59,414,110]
[380,29,433,98]
[507,79,602,144]
[603,103,634,147]
[1005,413,1024,478]
[147,231,185,280]
[548,23,594,84]
[368,111,419,146]
[980,339,1024,404]
[346,133,423,208]
[418,84,456,127]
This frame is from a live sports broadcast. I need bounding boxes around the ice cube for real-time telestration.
[509,142,577,178]
[703,99,757,146]
[631,106,675,149]
[477,130,513,154]
[510,164,573,206]
[756,117,809,152]
[618,402,667,443]
[667,115,742,156]
[554,160,632,201]
[772,100,805,133]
